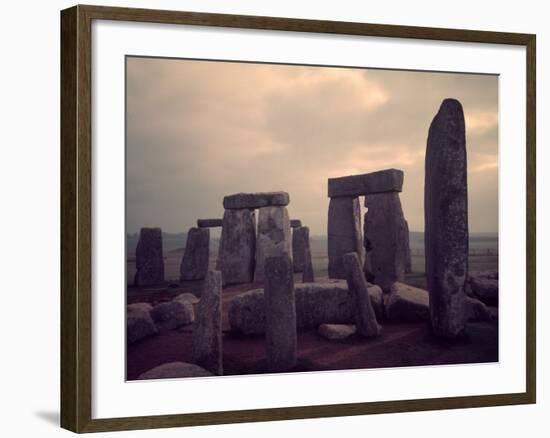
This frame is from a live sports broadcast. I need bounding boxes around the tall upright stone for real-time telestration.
[192,271,223,375]
[363,192,408,291]
[301,227,315,283]
[254,206,291,282]
[218,209,256,286]
[180,227,210,281]
[425,98,468,339]
[134,227,164,286]
[292,226,309,273]
[343,252,381,338]
[264,254,297,372]
[328,197,364,279]
[404,220,412,274]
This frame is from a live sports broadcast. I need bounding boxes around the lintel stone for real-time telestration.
[223,192,289,209]
[197,219,223,228]
[328,169,403,198]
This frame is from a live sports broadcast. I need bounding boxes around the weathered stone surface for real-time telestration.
[180,227,210,281]
[425,98,469,338]
[404,220,412,274]
[137,362,212,380]
[127,303,157,344]
[342,252,381,337]
[328,197,364,279]
[197,219,223,228]
[134,228,164,286]
[228,280,384,334]
[192,271,223,375]
[264,255,297,372]
[318,324,356,341]
[223,191,289,209]
[385,282,430,322]
[363,192,407,291]
[465,296,492,322]
[469,276,499,306]
[292,226,307,273]
[218,208,256,285]
[174,292,200,305]
[301,227,315,283]
[150,300,194,330]
[328,169,403,198]
[290,219,302,228]
[254,206,292,282]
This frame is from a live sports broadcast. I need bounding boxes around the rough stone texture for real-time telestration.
[318,324,356,341]
[328,169,403,198]
[425,98,469,338]
[290,219,302,228]
[174,292,200,305]
[254,206,292,282]
[363,192,408,291]
[385,282,430,322]
[328,197,364,279]
[404,220,412,274]
[137,362,212,380]
[465,296,493,322]
[342,252,381,337]
[223,191,289,209]
[218,208,256,286]
[228,280,384,335]
[197,218,223,228]
[264,255,297,372]
[192,271,223,375]
[301,227,315,283]
[127,303,158,344]
[469,276,499,306]
[134,227,164,286]
[292,226,307,273]
[150,300,194,330]
[180,227,210,281]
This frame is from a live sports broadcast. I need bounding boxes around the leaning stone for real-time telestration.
[218,208,256,285]
[342,252,381,337]
[264,255,297,372]
[192,271,223,375]
[197,219,223,228]
[223,191,289,209]
[174,292,200,305]
[425,98,468,338]
[127,303,157,344]
[318,324,356,341]
[134,227,164,286]
[254,206,291,282]
[385,282,430,322]
[465,296,492,322]
[150,300,195,330]
[364,192,407,291]
[290,219,302,228]
[328,197,364,279]
[137,362,212,380]
[469,276,499,306]
[301,227,315,283]
[328,169,403,198]
[180,227,210,281]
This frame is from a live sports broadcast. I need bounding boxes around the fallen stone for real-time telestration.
[465,296,493,322]
[328,169,403,198]
[218,208,256,285]
[180,227,210,281]
[301,227,315,283]
[470,270,498,280]
[318,324,356,341]
[385,282,430,322]
[425,98,468,338]
[127,303,157,344]
[192,271,223,375]
[254,206,292,282]
[150,300,194,330]
[137,362,212,380]
[328,197,364,279]
[223,191,289,209]
[134,227,164,286]
[290,219,302,228]
[469,276,499,306]
[174,292,200,305]
[197,219,223,228]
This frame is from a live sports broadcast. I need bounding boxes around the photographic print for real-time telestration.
[125,57,499,380]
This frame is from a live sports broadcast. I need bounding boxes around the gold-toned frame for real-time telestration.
[60,4,536,433]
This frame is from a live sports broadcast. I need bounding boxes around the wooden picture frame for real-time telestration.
[61,4,536,433]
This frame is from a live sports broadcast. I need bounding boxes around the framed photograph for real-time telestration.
[60,4,536,433]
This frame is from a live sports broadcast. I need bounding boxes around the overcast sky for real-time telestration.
[126,57,498,236]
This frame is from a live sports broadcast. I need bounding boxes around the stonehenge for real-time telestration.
[134,227,164,286]
[425,98,468,339]
[180,227,210,281]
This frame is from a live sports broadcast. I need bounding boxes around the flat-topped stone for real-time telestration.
[223,191,289,209]
[290,220,302,228]
[328,169,403,198]
[197,219,223,228]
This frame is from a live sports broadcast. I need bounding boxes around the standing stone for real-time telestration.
[134,227,164,286]
[218,209,256,286]
[343,252,381,338]
[264,254,297,372]
[292,226,308,272]
[180,227,210,281]
[301,227,315,283]
[363,192,407,291]
[192,271,223,375]
[404,220,412,274]
[254,206,291,282]
[425,98,468,339]
[328,197,364,279]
